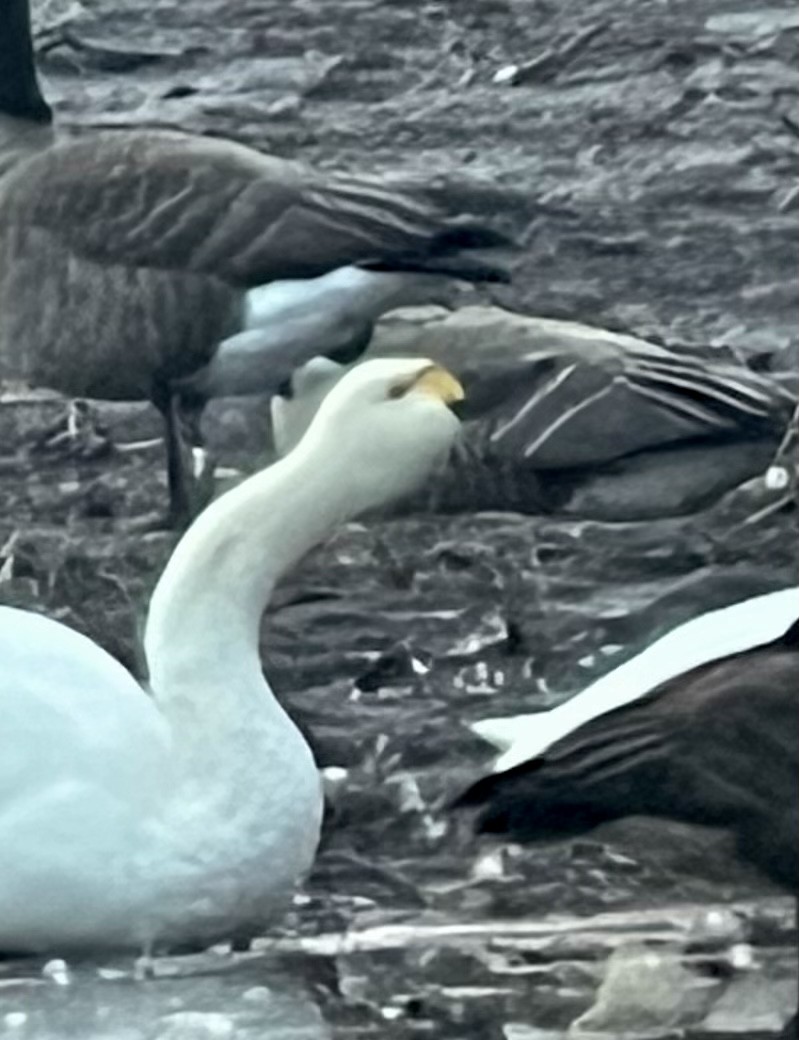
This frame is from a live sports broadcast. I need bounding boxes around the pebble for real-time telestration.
[493,65,519,85]
[41,959,71,986]
[156,1011,235,1040]
[570,944,717,1035]
[701,973,797,1032]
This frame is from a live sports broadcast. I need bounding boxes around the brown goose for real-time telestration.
[456,589,799,1036]
[0,0,510,522]
[270,310,795,518]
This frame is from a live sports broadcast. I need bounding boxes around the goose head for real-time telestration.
[294,356,464,515]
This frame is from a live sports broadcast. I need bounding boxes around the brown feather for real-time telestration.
[456,632,799,889]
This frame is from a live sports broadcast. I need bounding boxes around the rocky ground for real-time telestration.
[1,0,797,1037]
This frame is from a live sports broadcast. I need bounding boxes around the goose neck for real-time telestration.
[0,0,53,127]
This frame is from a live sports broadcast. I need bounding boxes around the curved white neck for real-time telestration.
[143,448,350,718]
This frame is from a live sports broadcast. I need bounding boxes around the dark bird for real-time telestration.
[456,588,799,1036]
[269,310,796,518]
[0,0,510,523]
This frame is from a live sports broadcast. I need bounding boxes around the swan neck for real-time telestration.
[143,451,347,691]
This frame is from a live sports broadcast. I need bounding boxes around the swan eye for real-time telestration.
[387,379,412,400]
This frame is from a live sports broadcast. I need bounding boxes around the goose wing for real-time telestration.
[0,130,510,286]
[368,311,794,463]
[456,641,799,878]
[458,708,681,839]
[484,350,793,467]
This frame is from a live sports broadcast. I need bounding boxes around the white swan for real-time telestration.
[0,357,463,953]
[471,588,798,772]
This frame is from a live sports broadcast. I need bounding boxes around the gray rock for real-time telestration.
[701,972,797,1034]
[568,944,717,1037]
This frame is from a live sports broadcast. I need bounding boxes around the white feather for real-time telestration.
[472,588,798,773]
[0,357,460,951]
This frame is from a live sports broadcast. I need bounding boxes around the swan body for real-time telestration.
[0,357,463,952]
[0,605,314,951]
[471,588,799,772]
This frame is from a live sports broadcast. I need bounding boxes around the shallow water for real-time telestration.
[0,951,329,1039]
[3,898,795,1038]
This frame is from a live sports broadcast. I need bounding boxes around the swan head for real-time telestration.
[294,357,464,514]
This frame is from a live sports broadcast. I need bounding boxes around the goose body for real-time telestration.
[0,0,507,518]
[0,133,506,402]
[0,356,463,952]
[471,588,799,772]
[269,308,795,517]
[457,587,799,889]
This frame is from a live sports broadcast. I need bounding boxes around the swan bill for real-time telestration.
[409,364,465,405]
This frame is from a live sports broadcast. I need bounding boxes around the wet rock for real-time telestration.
[504,1028,565,1040]
[569,944,718,1037]
[701,972,797,1034]
[157,1012,236,1040]
[705,9,799,35]
[354,641,432,693]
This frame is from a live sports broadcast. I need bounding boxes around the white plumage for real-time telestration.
[0,357,463,953]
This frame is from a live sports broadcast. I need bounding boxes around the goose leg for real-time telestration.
[152,384,200,529]
[166,397,195,529]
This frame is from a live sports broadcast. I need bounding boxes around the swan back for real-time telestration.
[0,606,171,807]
